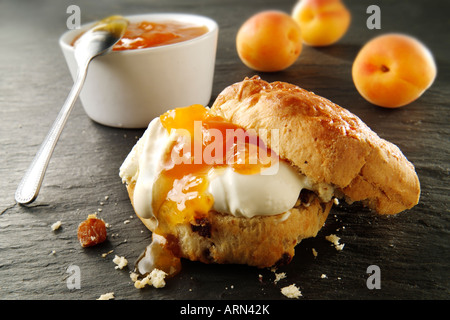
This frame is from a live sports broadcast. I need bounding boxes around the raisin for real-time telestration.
[190,217,211,238]
[77,215,107,247]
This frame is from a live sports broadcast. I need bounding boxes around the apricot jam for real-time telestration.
[72,20,208,50]
[152,105,277,231]
[113,20,208,50]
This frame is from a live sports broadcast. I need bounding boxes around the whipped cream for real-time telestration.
[119,117,333,220]
[120,117,172,219]
[208,164,307,218]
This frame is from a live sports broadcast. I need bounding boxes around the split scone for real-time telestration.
[119,76,420,270]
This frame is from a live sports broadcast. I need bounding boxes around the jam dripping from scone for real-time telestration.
[134,105,279,277]
[135,233,182,278]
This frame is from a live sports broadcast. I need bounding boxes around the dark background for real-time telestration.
[0,0,448,301]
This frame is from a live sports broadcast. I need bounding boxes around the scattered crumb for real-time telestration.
[131,269,167,289]
[325,234,345,251]
[281,284,302,299]
[101,250,114,258]
[51,221,62,231]
[312,248,318,258]
[97,292,114,300]
[333,198,339,205]
[104,196,109,201]
[130,272,139,283]
[150,268,167,288]
[273,272,286,284]
[50,250,56,255]
[124,220,130,224]
[113,255,128,270]
[321,274,328,279]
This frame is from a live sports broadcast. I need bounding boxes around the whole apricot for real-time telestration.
[352,33,437,108]
[292,0,351,46]
[236,10,302,72]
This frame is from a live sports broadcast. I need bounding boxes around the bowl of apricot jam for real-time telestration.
[59,13,218,128]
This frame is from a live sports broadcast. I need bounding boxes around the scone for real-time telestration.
[119,76,420,270]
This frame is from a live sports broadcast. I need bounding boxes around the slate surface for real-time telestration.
[0,0,448,303]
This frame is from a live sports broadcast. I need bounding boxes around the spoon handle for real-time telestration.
[15,65,89,205]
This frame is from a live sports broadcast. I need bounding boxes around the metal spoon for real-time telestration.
[15,16,128,205]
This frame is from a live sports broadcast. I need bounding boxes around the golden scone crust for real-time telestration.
[126,183,332,268]
[211,76,420,214]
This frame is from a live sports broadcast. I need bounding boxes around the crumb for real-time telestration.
[321,274,327,279]
[273,272,286,284]
[113,255,128,270]
[124,220,130,224]
[97,292,114,300]
[97,208,102,212]
[312,248,318,258]
[258,274,263,283]
[132,269,167,289]
[325,234,345,251]
[333,198,339,205]
[130,272,139,282]
[104,196,109,201]
[50,250,56,255]
[51,221,62,231]
[101,250,114,258]
[281,284,302,299]
[150,269,167,288]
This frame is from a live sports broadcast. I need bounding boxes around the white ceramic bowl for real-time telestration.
[59,13,218,128]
